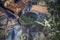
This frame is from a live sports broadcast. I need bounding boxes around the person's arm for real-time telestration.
[4,0,28,16]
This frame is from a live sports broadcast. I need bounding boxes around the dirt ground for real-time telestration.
[31,2,48,14]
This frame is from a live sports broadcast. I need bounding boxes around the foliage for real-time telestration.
[44,0,60,40]
[21,15,35,23]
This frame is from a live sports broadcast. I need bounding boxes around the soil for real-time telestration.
[31,2,48,14]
